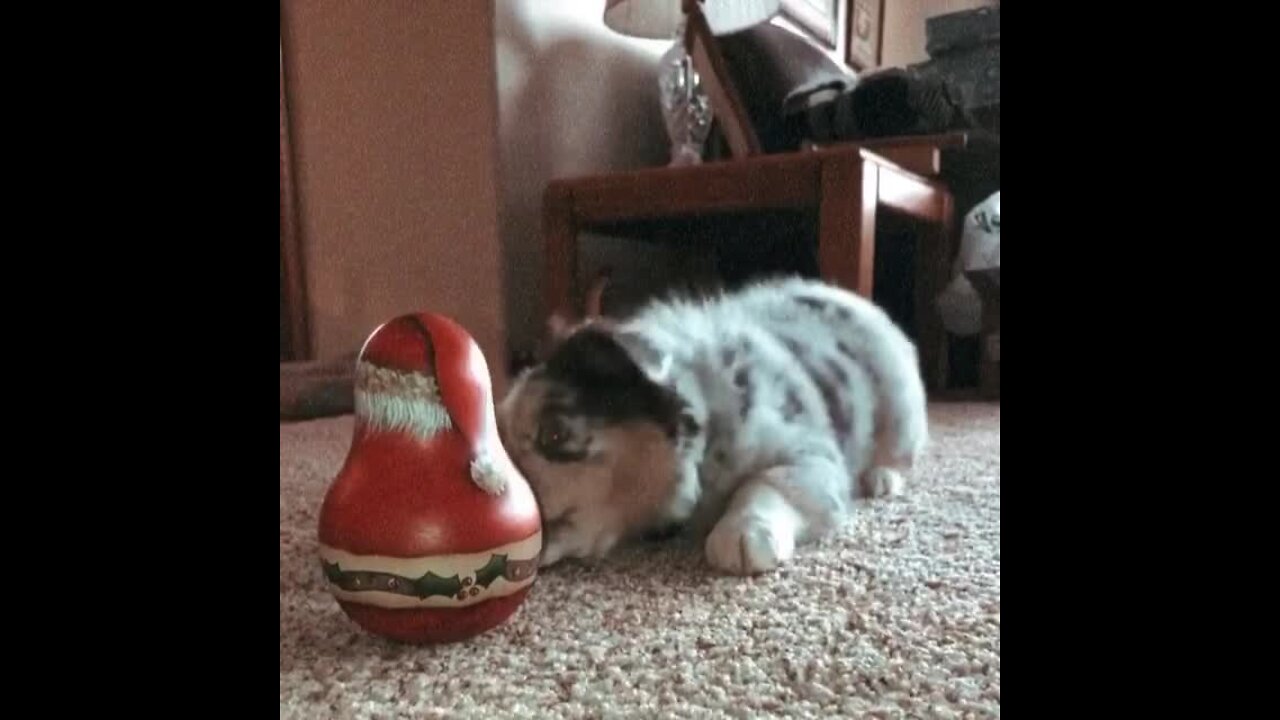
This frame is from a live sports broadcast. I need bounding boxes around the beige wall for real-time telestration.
[881,0,996,68]
[282,0,507,383]
[495,0,681,356]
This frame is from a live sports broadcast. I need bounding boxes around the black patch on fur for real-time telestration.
[827,358,850,385]
[782,387,805,421]
[543,326,687,439]
[679,412,701,437]
[734,366,754,419]
[775,335,853,445]
[720,347,736,367]
[677,411,703,451]
[812,370,853,442]
[781,336,805,358]
[796,294,852,322]
[795,296,828,313]
[835,340,860,365]
[837,339,882,390]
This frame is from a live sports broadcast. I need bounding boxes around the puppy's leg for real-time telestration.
[858,377,930,499]
[859,464,908,498]
[857,428,913,498]
[877,346,930,469]
[538,525,576,568]
[705,455,849,575]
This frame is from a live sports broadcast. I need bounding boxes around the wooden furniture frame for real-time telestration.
[280,42,310,362]
[542,137,960,392]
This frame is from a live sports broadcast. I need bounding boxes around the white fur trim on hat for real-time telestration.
[354,361,453,440]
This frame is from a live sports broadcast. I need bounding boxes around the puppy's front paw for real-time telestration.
[538,541,568,568]
[538,522,618,567]
[705,516,795,575]
[860,466,906,498]
[538,528,575,568]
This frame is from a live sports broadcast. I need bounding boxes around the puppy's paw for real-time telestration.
[705,516,795,575]
[538,522,618,567]
[538,527,575,568]
[588,532,620,559]
[538,541,568,568]
[859,466,906,498]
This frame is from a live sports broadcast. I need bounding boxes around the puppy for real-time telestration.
[498,278,928,575]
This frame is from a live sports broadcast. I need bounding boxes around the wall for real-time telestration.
[495,0,687,357]
[281,0,507,378]
[880,0,996,68]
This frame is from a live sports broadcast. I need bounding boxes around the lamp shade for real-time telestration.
[604,0,782,39]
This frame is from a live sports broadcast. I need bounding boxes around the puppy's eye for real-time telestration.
[536,416,571,451]
[534,415,588,462]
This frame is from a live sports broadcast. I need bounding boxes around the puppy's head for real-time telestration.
[498,321,697,566]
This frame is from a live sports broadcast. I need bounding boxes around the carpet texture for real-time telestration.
[281,403,1000,719]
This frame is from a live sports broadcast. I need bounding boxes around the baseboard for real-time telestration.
[281,352,357,421]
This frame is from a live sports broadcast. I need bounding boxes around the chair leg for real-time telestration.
[914,191,956,394]
[543,185,579,322]
[817,155,878,297]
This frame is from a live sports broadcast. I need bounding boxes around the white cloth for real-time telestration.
[936,191,1000,336]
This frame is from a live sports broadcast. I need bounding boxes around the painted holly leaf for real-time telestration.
[413,571,464,599]
[474,554,508,588]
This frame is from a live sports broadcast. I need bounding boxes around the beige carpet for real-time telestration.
[280,403,1000,719]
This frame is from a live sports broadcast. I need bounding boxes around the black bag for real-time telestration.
[789,68,974,143]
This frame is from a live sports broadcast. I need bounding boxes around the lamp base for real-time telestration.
[668,144,703,167]
[658,21,712,167]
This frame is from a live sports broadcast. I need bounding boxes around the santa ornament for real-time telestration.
[317,313,542,644]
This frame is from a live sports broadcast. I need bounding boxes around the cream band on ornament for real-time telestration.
[319,531,542,609]
[354,361,454,440]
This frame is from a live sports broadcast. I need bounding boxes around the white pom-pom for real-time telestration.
[469,451,507,496]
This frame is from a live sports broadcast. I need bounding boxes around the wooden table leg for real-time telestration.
[818,154,878,298]
[543,185,579,321]
[914,191,955,394]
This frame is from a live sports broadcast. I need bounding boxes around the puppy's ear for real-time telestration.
[546,312,575,342]
[535,310,581,363]
[583,268,611,319]
[538,269,613,362]
[548,326,642,384]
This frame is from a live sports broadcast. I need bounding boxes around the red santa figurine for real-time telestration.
[317,313,542,644]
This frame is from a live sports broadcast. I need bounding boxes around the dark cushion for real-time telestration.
[714,23,853,153]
